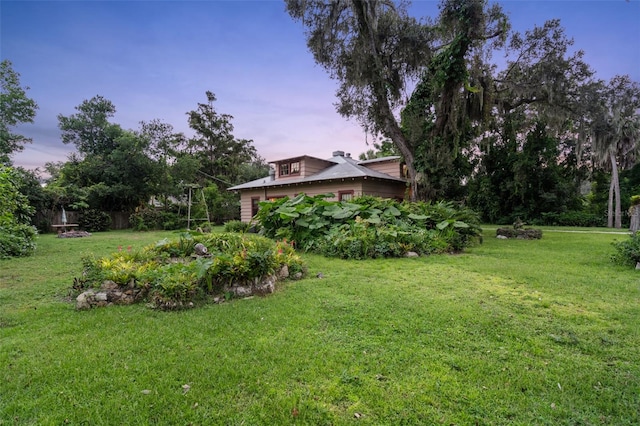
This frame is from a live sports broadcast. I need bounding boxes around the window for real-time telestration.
[290,161,300,174]
[251,197,260,217]
[280,161,300,176]
[338,190,354,201]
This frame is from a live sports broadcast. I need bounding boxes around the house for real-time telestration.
[228,150,408,222]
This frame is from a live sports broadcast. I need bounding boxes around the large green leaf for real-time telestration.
[279,211,299,219]
[383,206,402,217]
[332,208,355,219]
[289,193,307,206]
[408,213,429,220]
[436,220,451,230]
[296,218,310,227]
[365,215,381,224]
[453,221,469,228]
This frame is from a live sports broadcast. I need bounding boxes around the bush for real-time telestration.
[253,194,482,259]
[539,211,604,227]
[0,224,37,259]
[130,209,183,231]
[224,220,250,233]
[611,232,640,267]
[0,166,37,258]
[80,209,111,232]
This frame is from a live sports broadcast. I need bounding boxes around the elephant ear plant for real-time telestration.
[76,232,306,310]
[253,194,482,259]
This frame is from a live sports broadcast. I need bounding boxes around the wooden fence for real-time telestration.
[37,210,131,231]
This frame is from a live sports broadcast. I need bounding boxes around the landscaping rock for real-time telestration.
[496,228,542,240]
[76,290,95,310]
[497,235,508,239]
[404,251,419,257]
[226,275,277,297]
[231,285,253,297]
[254,276,275,295]
[101,280,119,291]
[279,265,289,279]
[194,243,209,256]
[58,230,92,238]
[75,283,142,309]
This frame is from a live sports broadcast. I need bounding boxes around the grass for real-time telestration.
[1,228,639,425]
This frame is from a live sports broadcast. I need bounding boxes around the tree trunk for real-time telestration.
[629,205,640,233]
[351,0,419,201]
[610,150,622,229]
[607,174,614,228]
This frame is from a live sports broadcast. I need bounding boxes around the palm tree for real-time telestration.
[591,76,640,228]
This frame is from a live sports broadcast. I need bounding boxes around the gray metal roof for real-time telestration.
[228,154,405,191]
[357,155,401,164]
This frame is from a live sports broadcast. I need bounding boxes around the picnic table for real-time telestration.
[52,224,80,233]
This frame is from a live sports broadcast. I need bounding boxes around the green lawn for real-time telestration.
[1,228,638,425]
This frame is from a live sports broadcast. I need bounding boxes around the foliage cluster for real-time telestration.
[223,219,251,233]
[611,231,640,267]
[0,166,37,258]
[78,209,112,232]
[254,194,481,259]
[1,60,38,165]
[79,232,305,309]
[538,211,603,227]
[129,208,183,231]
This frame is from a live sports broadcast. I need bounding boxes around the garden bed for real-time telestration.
[74,232,306,310]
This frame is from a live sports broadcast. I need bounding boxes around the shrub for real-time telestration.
[224,220,250,233]
[80,209,111,232]
[611,232,640,267]
[254,194,482,259]
[130,209,184,231]
[0,166,37,258]
[539,211,604,227]
[0,224,37,259]
[129,209,159,231]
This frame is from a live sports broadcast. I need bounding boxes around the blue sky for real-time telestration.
[2,0,639,171]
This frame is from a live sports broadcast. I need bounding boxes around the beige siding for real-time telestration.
[363,160,403,178]
[300,157,332,177]
[238,189,264,223]
[362,179,407,200]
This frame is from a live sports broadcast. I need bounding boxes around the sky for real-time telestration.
[2,0,639,172]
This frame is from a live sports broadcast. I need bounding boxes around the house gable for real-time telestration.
[359,156,404,179]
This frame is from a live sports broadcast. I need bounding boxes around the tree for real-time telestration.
[186,91,262,186]
[286,0,433,199]
[58,95,122,156]
[138,119,187,208]
[358,140,398,160]
[57,97,160,212]
[590,76,640,228]
[0,60,38,165]
[287,0,508,200]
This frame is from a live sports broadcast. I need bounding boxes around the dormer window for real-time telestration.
[279,161,301,177]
